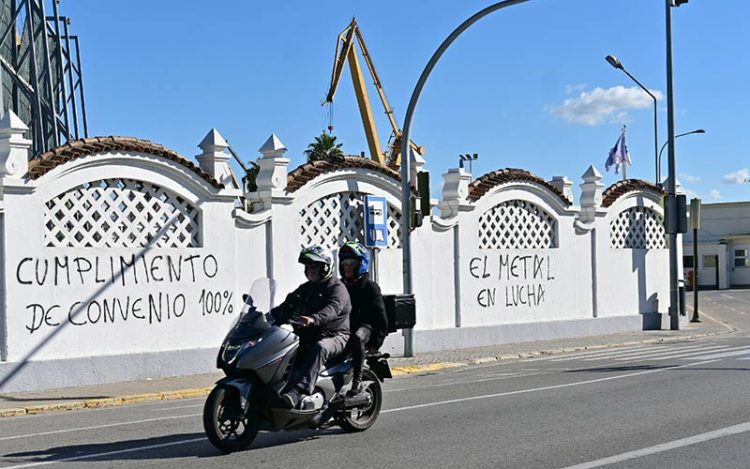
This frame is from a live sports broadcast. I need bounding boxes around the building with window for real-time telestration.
[684,201,750,290]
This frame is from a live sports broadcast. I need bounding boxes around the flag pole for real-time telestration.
[621,125,627,181]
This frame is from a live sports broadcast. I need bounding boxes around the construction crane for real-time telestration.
[323,18,424,167]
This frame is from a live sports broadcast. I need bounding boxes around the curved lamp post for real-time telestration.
[399,0,530,356]
[656,129,705,184]
[605,54,659,184]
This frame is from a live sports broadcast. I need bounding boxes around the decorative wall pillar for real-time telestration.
[0,111,31,180]
[549,176,574,204]
[438,167,471,218]
[578,166,603,224]
[196,128,240,189]
[247,134,290,211]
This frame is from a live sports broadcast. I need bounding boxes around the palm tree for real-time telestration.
[304,133,345,163]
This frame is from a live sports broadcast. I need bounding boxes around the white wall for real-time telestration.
[0,130,671,390]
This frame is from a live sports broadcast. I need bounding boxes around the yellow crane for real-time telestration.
[324,18,424,167]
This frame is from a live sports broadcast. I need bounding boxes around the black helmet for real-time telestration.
[298,245,334,280]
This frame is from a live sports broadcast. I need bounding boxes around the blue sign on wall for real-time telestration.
[364,195,388,248]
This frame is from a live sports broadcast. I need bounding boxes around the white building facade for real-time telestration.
[684,201,750,290]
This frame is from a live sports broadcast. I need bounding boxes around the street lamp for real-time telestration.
[656,129,705,184]
[399,0,531,356]
[605,54,659,184]
[665,0,691,330]
[459,153,479,173]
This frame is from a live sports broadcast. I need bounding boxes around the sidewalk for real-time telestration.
[0,316,735,417]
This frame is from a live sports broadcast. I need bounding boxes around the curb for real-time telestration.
[1,325,736,418]
[0,387,214,418]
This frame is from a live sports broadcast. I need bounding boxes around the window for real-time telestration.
[683,255,694,268]
[735,249,749,267]
[703,255,717,268]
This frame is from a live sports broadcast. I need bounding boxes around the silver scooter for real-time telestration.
[203,278,392,453]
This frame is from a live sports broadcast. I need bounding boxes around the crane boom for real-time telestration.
[323,18,423,167]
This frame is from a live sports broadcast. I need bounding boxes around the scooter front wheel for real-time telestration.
[339,368,382,432]
[203,386,259,453]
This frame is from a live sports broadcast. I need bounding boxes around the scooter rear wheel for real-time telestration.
[339,369,382,432]
[203,386,259,453]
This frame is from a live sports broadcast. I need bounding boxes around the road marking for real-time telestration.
[604,344,726,361]
[681,347,750,360]
[385,371,546,393]
[558,421,750,469]
[381,359,718,414]
[611,345,733,363]
[545,345,674,362]
[153,403,203,412]
[2,437,206,469]
[0,413,199,442]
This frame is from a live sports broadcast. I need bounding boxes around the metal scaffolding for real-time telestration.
[0,0,88,157]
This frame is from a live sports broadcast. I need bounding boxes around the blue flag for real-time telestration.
[605,128,632,174]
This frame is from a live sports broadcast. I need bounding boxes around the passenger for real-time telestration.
[338,241,388,396]
[271,246,351,409]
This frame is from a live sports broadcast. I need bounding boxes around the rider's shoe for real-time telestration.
[346,376,363,397]
[280,387,303,409]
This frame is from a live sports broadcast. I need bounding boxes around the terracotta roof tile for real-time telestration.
[26,136,223,189]
[466,168,571,205]
[286,157,407,193]
[602,179,664,207]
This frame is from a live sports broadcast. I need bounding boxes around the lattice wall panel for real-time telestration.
[610,206,666,249]
[299,192,401,250]
[478,200,557,249]
[44,179,200,248]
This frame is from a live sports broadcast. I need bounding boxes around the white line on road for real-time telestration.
[0,413,200,442]
[385,371,546,392]
[604,345,726,361]
[545,345,675,362]
[1,437,206,469]
[558,421,750,469]
[153,404,203,412]
[681,347,750,360]
[381,359,718,414]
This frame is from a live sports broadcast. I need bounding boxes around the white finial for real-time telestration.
[0,110,31,179]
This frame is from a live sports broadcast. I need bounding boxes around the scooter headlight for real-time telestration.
[222,337,263,365]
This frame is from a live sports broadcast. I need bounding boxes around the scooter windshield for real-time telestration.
[227,309,270,342]
[226,278,277,342]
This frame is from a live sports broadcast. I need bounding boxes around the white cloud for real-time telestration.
[679,173,701,183]
[682,187,700,200]
[565,83,587,95]
[550,85,663,126]
[709,189,723,200]
[722,168,749,184]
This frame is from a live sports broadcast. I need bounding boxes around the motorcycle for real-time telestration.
[203,278,392,453]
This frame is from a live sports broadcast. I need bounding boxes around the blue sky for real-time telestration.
[62,0,748,202]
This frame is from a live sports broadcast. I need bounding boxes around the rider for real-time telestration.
[338,241,388,396]
[271,246,351,409]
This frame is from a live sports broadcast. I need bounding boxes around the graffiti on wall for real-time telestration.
[15,253,234,333]
[468,254,555,309]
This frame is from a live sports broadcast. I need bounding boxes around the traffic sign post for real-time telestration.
[364,196,388,283]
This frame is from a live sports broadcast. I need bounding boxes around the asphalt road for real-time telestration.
[2,289,750,469]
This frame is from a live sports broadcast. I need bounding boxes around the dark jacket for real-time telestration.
[343,274,388,348]
[271,275,351,343]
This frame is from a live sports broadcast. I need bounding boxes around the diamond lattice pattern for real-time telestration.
[478,200,557,249]
[44,179,201,248]
[610,206,666,249]
[299,192,402,250]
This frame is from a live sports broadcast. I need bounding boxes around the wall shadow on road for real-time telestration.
[566,364,750,373]
[3,429,346,464]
